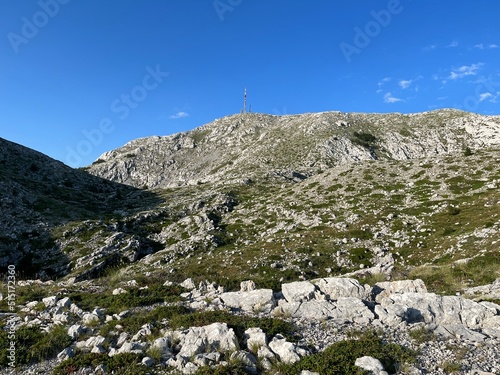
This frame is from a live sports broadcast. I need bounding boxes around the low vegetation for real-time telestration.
[0,325,72,367]
[274,330,416,375]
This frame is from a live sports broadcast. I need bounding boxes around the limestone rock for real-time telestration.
[141,356,155,367]
[380,293,497,327]
[240,280,256,292]
[355,356,389,375]
[244,327,267,350]
[67,324,84,339]
[178,323,238,358]
[282,281,317,302]
[313,277,370,300]
[373,279,427,303]
[331,297,374,324]
[269,334,307,364]
[220,289,276,313]
[464,279,500,301]
[42,296,58,308]
[57,347,75,362]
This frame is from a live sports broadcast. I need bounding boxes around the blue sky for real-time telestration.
[1,1,499,167]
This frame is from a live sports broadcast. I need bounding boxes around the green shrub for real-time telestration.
[0,325,72,368]
[352,132,377,149]
[100,304,190,337]
[53,353,148,375]
[463,147,473,156]
[409,327,436,344]
[195,362,249,374]
[274,331,416,375]
[68,284,185,314]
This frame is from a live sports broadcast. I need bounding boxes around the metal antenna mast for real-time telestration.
[243,87,247,114]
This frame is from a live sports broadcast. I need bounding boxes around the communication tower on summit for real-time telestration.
[243,87,247,114]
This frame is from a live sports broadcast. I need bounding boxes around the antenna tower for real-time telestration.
[243,87,247,114]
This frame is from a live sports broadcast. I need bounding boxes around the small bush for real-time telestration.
[352,131,377,149]
[274,330,416,375]
[463,147,473,156]
[409,327,436,344]
[53,353,148,375]
[68,284,185,314]
[0,325,72,368]
[195,362,250,375]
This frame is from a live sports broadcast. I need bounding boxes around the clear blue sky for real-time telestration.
[1,1,499,167]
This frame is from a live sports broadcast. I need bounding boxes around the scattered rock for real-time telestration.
[354,356,389,375]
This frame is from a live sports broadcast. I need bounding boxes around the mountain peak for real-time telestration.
[86,110,500,189]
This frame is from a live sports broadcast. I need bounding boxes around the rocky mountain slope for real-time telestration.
[0,137,162,278]
[1,109,499,374]
[86,109,500,189]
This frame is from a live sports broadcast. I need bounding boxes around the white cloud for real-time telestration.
[474,43,499,50]
[170,111,189,119]
[384,92,402,103]
[479,93,493,102]
[446,40,459,48]
[448,63,484,81]
[422,44,437,52]
[399,80,412,89]
[377,77,391,87]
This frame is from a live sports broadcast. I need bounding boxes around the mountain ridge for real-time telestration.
[85,109,500,189]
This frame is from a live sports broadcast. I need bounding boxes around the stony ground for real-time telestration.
[4,276,500,374]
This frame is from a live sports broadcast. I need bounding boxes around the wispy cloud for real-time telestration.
[446,40,459,48]
[479,93,493,102]
[399,79,412,89]
[448,63,484,81]
[422,44,437,52]
[377,77,391,87]
[478,92,500,103]
[474,43,498,50]
[383,92,402,103]
[170,111,189,119]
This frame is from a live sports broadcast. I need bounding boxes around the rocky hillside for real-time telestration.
[0,137,162,278]
[86,109,500,189]
[0,109,499,374]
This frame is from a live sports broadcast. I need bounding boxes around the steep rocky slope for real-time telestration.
[87,109,500,189]
[0,137,162,278]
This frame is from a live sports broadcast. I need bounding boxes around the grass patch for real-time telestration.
[274,330,416,375]
[409,253,500,295]
[53,353,148,375]
[0,325,72,368]
[195,363,250,375]
[68,284,186,314]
